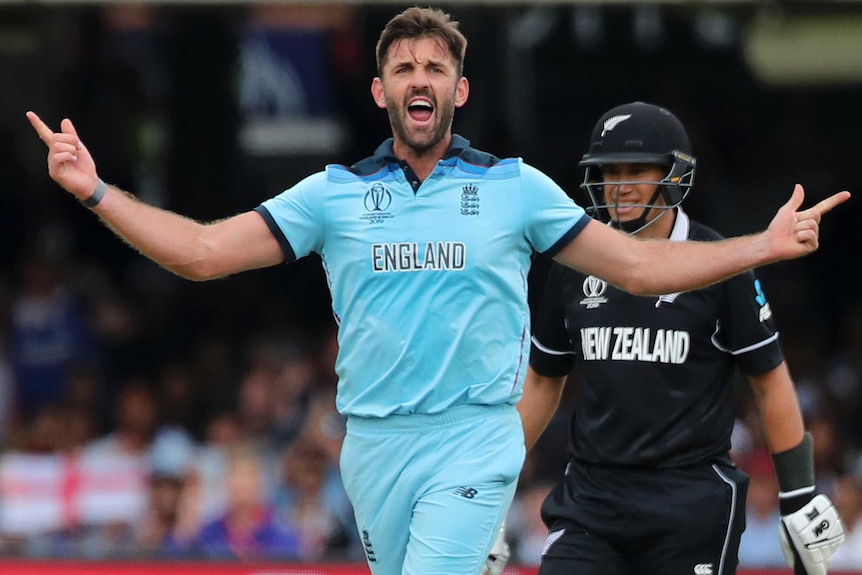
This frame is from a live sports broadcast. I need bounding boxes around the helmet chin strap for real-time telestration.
[610,187,666,234]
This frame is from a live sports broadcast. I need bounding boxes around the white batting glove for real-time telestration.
[779,493,845,575]
[481,521,511,575]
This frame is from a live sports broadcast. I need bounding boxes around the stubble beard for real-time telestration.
[387,95,456,156]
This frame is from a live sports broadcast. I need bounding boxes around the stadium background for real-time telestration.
[0,0,861,573]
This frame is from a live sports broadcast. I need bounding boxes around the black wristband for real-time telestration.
[81,179,107,208]
[772,432,816,493]
[773,432,816,515]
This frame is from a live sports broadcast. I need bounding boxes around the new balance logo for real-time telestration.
[693,563,713,575]
[454,486,478,499]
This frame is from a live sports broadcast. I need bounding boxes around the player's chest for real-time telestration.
[560,275,720,335]
[328,179,517,243]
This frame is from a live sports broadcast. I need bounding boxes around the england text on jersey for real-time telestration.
[371,242,467,272]
[580,326,690,364]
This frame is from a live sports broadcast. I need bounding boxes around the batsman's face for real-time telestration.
[372,37,468,154]
[600,163,667,226]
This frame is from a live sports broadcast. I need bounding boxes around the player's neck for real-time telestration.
[635,209,676,240]
[392,133,452,182]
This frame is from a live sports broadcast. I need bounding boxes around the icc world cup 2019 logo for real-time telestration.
[583,276,607,299]
[361,184,394,224]
[579,275,609,309]
[364,183,392,212]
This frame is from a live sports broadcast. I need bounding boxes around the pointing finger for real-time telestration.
[26,111,55,143]
[812,191,851,216]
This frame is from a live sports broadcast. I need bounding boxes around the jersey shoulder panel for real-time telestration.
[343,155,388,179]
[690,217,785,375]
[448,148,519,180]
[458,146,502,169]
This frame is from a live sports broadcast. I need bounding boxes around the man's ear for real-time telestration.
[371,77,387,109]
[455,76,469,108]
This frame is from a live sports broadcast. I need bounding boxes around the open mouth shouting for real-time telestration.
[407,97,434,127]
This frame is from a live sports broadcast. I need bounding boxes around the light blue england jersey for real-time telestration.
[256,135,590,417]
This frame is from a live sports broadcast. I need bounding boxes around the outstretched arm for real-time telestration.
[555,184,850,296]
[27,112,284,281]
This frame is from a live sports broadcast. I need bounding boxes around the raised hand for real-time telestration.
[26,111,100,202]
[766,184,850,261]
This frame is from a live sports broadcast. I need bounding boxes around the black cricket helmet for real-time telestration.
[579,101,696,233]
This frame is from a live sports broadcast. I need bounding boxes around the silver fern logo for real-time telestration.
[656,292,680,307]
[542,529,565,556]
[601,114,632,136]
[460,183,479,216]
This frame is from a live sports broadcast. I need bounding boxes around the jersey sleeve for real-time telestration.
[254,171,328,262]
[520,161,590,257]
[530,264,578,377]
[718,271,785,376]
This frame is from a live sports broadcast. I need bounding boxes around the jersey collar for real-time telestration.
[372,134,471,162]
[669,207,691,242]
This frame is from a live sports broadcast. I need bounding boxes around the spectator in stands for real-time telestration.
[273,436,356,560]
[7,248,99,422]
[234,333,315,453]
[177,443,300,560]
[136,426,199,557]
[269,338,316,451]
[83,377,158,459]
[155,360,203,437]
[194,410,245,527]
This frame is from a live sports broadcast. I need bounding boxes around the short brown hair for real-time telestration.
[375,7,467,76]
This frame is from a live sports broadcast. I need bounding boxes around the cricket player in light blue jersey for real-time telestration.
[28,6,849,575]
[256,142,587,420]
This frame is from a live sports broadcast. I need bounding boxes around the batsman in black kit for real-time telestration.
[519,102,845,575]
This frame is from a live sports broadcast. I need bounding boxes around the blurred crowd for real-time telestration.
[0,237,360,561]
